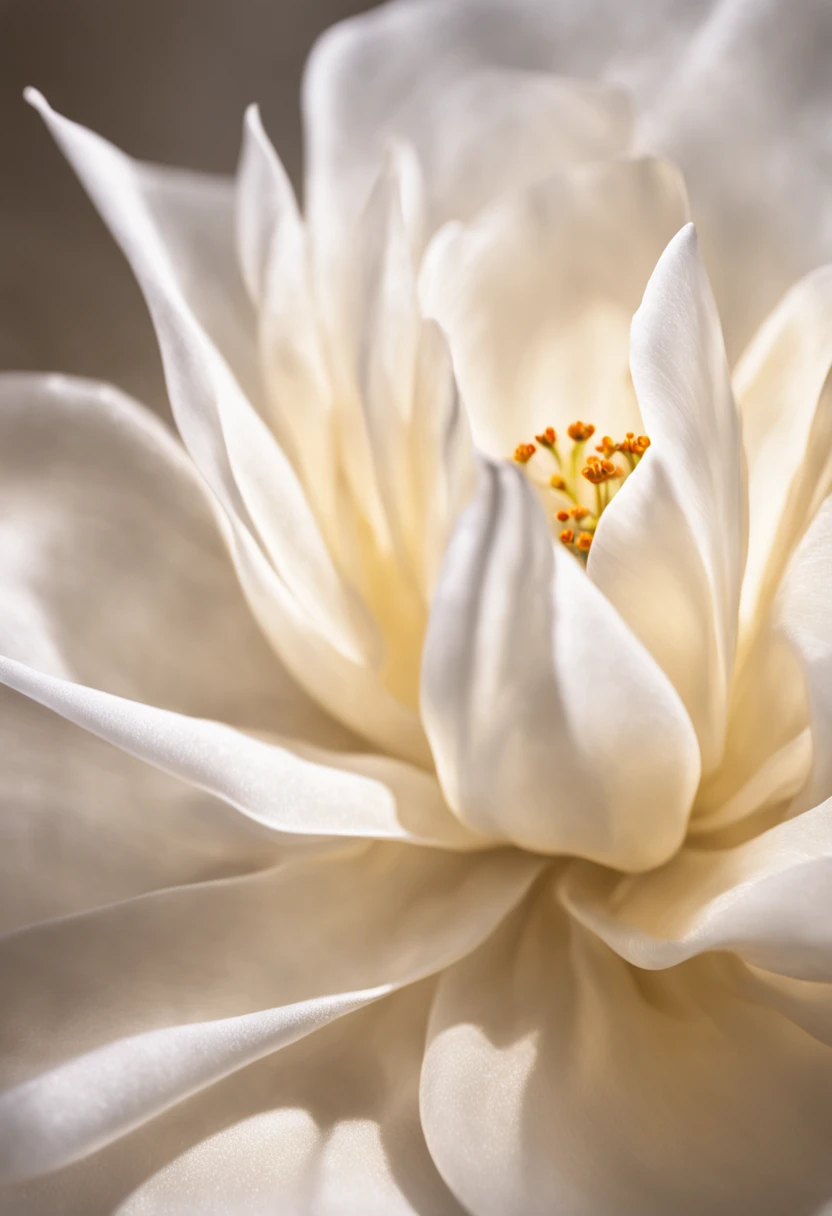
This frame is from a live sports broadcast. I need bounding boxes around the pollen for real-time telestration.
[511,419,650,564]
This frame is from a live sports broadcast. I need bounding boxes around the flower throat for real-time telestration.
[513,422,651,561]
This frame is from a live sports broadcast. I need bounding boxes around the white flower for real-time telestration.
[2,1,832,1212]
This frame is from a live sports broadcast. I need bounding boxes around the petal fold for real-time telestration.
[421,459,699,870]
[589,224,746,773]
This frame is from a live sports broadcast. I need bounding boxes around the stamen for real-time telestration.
[511,419,650,563]
[514,443,536,464]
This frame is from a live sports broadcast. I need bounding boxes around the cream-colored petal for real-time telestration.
[421,458,699,870]
[28,91,380,673]
[0,372,344,740]
[421,156,688,458]
[5,984,464,1216]
[422,880,832,1216]
[561,796,832,981]
[736,267,832,629]
[589,225,746,773]
[303,1,632,280]
[0,689,278,934]
[0,656,483,851]
[775,496,832,814]
[0,843,540,1180]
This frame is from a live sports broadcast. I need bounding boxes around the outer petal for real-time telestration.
[303,0,632,277]
[0,843,541,1181]
[4,984,464,1216]
[421,879,832,1216]
[0,372,340,736]
[306,0,832,361]
[421,155,689,456]
[0,656,484,852]
[589,224,746,773]
[560,796,832,981]
[736,267,832,628]
[29,93,435,763]
[774,496,832,813]
[420,459,700,871]
[0,689,276,933]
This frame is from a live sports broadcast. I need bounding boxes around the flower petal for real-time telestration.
[303,1,632,275]
[0,655,484,852]
[774,495,832,814]
[589,224,746,773]
[28,91,380,672]
[736,267,832,628]
[0,843,541,1179]
[0,372,340,736]
[420,458,699,871]
[421,156,689,457]
[561,796,832,981]
[5,984,464,1215]
[421,879,832,1216]
[0,688,277,934]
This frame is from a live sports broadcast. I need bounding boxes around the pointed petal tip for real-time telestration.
[23,86,48,113]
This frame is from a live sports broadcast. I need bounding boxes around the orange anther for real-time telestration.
[567,420,596,442]
[556,510,570,522]
[569,505,589,520]
[576,533,593,551]
[559,529,574,545]
[535,427,557,447]
[549,475,566,490]
[513,443,536,464]
[595,435,617,457]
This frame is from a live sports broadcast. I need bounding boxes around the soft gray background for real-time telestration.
[0,0,375,415]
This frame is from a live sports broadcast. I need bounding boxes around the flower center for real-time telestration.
[513,422,651,560]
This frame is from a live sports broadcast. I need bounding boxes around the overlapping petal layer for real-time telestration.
[421,458,699,870]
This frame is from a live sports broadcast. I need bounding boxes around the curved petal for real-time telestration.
[736,266,832,628]
[421,879,832,1216]
[0,372,343,739]
[0,842,541,1181]
[0,655,484,852]
[774,495,832,814]
[28,91,380,674]
[420,155,689,457]
[589,224,746,773]
[4,984,464,1215]
[0,688,277,934]
[303,0,632,277]
[560,796,832,981]
[420,458,699,871]
[311,0,832,363]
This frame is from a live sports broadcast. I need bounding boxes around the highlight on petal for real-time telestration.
[421,154,689,458]
[26,90,380,673]
[0,843,542,1180]
[561,796,832,981]
[7,984,464,1216]
[0,656,482,852]
[589,223,746,774]
[422,879,832,1216]
[421,458,700,871]
[774,496,832,814]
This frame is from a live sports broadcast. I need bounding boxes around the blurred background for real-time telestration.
[0,0,376,416]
